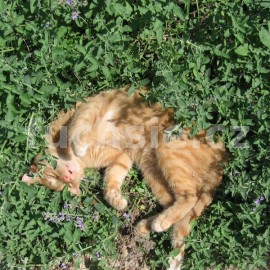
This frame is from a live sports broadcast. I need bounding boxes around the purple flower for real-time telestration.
[95,252,101,258]
[63,202,69,209]
[44,212,50,220]
[72,11,79,20]
[255,196,265,204]
[255,198,260,204]
[66,0,72,5]
[57,212,65,222]
[123,212,130,219]
[60,262,67,270]
[93,211,99,221]
[76,217,84,230]
[72,252,79,257]
[49,216,54,222]
[253,196,266,212]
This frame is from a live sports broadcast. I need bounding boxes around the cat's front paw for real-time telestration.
[104,189,127,210]
[152,214,172,232]
[71,142,89,157]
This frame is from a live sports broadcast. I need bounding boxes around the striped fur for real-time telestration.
[23,86,227,268]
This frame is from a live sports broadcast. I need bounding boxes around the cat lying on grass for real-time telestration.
[22,86,227,269]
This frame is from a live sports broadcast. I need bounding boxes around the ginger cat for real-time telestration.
[22,86,227,269]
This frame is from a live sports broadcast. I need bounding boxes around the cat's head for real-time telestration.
[22,154,84,196]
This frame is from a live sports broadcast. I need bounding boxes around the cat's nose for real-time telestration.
[64,175,71,182]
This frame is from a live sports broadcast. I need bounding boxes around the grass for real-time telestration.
[0,0,269,269]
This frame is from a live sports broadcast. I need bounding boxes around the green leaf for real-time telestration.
[112,215,120,225]
[139,79,150,87]
[101,66,112,81]
[94,203,106,213]
[15,15,25,26]
[235,44,249,56]
[259,27,270,49]
[13,134,27,143]
[213,48,230,59]
[255,0,270,8]
[128,84,136,95]
[64,226,73,245]
[19,92,31,105]
[24,220,36,230]
[87,55,99,72]
[75,44,87,55]
[74,61,86,73]
[73,229,81,243]
[30,0,36,13]
[153,19,163,44]
[20,182,38,196]
[174,6,185,20]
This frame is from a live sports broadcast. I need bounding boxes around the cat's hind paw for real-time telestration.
[135,219,152,238]
[104,189,127,210]
[152,214,172,232]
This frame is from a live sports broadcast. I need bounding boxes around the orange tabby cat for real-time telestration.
[22,86,227,269]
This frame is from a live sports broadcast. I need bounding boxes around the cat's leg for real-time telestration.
[135,167,175,237]
[103,153,132,210]
[151,184,198,232]
[167,214,190,270]
[68,108,98,157]
[148,176,175,209]
[171,192,213,247]
[143,158,175,208]
[168,193,214,270]
[69,123,90,157]
[135,215,157,237]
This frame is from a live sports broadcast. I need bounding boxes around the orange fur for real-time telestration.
[22,86,227,269]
